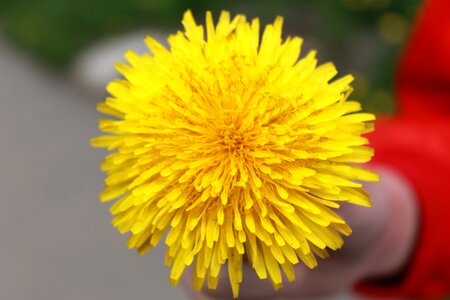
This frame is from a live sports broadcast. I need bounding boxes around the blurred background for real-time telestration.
[0,0,421,299]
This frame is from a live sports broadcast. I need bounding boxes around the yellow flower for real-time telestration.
[92,10,379,298]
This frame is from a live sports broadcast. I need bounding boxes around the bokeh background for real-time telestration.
[0,0,421,299]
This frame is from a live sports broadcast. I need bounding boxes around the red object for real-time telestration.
[357,0,450,297]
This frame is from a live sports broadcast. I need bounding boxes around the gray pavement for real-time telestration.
[0,37,188,300]
[0,35,359,300]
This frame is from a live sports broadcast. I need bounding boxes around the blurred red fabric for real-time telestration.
[357,0,450,298]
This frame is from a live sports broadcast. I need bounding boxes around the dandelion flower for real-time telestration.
[92,10,379,298]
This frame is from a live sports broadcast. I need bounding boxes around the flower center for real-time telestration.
[222,129,244,151]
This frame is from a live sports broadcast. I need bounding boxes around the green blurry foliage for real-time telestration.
[0,0,421,113]
[0,0,203,65]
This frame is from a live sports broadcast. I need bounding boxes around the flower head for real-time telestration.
[92,10,379,298]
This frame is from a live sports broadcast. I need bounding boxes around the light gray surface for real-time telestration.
[0,36,359,300]
[0,37,188,300]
